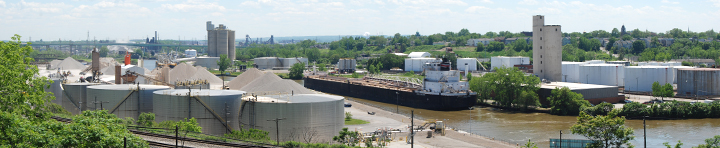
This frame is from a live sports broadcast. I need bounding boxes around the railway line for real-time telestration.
[50,116,279,148]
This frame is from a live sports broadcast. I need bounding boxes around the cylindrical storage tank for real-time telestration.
[196,57,220,69]
[561,62,584,83]
[208,31,217,57]
[49,78,64,105]
[671,66,695,84]
[217,30,229,57]
[62,83,100,115]
[624,66,673,92]
[578,64,624,86]
[677,68,720,97]
[228,30,236,61]
[86,84,171,119]
[239,94,344,143]
[153,89,246,136]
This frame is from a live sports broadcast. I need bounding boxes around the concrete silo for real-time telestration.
[153,89,246,135]
[86,84,171,119]
[239,94,344,143]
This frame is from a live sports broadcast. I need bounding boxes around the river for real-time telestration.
[293,80,720,147]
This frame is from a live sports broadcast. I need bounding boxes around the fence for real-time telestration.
[549,138,595,148]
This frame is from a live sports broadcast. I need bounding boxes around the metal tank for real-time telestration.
[217,30,229,57]
[195,57,220,69]
[239,94,344,143]
[49,78,64,105]
[153,89,246,136]
[456,58,477,71]
[228,30,236,61]
[561,62,584,83]
[677,68,720,97]
[578,64,625,86]
[62,83,100,115]
[86,84,170,119]
[671,66,695,84]
[624,66,673,92]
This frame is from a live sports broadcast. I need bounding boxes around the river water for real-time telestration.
[293,80,720,147]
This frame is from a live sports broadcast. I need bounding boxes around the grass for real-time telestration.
[209,70,243,76]
[344,119,369,125]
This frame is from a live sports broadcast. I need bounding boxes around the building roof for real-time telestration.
[541,82,618,90]
[408,52,431,58]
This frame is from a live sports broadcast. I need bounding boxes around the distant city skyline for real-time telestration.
[1,0,719,41]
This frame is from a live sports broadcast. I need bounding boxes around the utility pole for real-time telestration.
[92,97,110,110]
[396,92,399,113]
[644,116,648,148]
[411,110,414,148]
[559,130,562,148]
[267,118,286,146]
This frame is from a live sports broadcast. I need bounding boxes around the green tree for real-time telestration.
[548,87,591,116]
[0,34,54,120]
[469,67,540,109]
[611,28,620,38]
[217,54,232,87]
[694,135,720,148]
[138,112,156,127]
[99,46,109,57]
[632,40,646,54]
[514,90,540,111]
[652,82,675,101]
[333,127,361,146]
[476,44,485,52]
[288,63,306,79]
[571,110,635,148]
[622,35,633,41]
[521,139,539,148]
[513,38,529,52]
[664,141,683,148]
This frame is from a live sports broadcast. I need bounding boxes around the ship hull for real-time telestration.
[304,77,477,111]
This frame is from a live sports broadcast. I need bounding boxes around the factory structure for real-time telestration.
[43,48,345,139]
[532,15,563,82]
[207,21,236,61]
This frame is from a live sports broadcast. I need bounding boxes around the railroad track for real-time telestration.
[147,140,192,148]
[129,130,272,148]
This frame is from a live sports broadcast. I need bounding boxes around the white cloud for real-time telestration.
[518,0,537,5]
[0,0,6,7]
[479,0,493,4]
[661,0,679,4]
[240,1,260,8]
[161,1,226,12]
[465,6,488,13]
[711,0,720,7]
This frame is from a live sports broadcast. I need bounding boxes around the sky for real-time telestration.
[1,0,719,41]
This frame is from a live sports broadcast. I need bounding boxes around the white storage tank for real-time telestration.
[239,94,344,143]
[185,49,197,58]
[62,83,100,115]
[86,84,171,119]
[404,58,438,72]
[456,58,478,71]
[624,66,673,92]
[578,64,624,86]
[676,68,720,97]
[196,56,220,69]
[254,57,278,70]
[153,89,246,135]
[490,56,529,71]
[561,62,584,83]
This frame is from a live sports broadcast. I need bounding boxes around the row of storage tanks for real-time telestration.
[561,61,719,96]
[254,57,309,70]
[404,58,479,72]
[50,83,344,141]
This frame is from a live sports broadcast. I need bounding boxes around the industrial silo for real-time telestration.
[217,30,229,57]
[86,84,170,119]
[578,64,624,86]
[624,66,673,92]
[153,89,246,136]
[677,68,720,97]
[239,94,344,143]
[62,83,100,115]
[670,66,695,84]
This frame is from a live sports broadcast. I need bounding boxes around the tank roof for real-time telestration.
[678,68,720,71]
[244,94,343,103]
[154,89,246,96]
[541,82,617,90]
[87,84,170,90]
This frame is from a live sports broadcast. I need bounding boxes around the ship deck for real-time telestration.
[306,75,417,92]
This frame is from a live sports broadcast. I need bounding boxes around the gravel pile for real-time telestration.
[100,64,118,75]
[226,68,264,90]
[169,63,197,84]
[189,66,224,86]
[54,57,87,70]
[98,57,120,70]
[49,60,62,68]
[239,72,315,94]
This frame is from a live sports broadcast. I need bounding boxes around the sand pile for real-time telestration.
[98,57,120,70]
[169,63,197,83]
[54,57,87,70]
[238,72,315,94]
[100,64,118,74]
[189,67,224,86]
[226,68,264,90]
[49,60,62,68]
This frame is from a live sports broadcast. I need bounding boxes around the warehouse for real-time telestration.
[676,68,720,97]
[490,56,529,71]
[578,64,625,86]
[624,66,674,92]
[538,82,623,105]
[153,89,246,135]
[239,94,344,143]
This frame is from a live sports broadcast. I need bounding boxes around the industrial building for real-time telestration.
[207,21,236,61]
[153,89,246,136]
[405,58,440,72]
[490,56,529,71]
[624,66,674,92]
[86,84,171,119]
[336,59,356,73]
[538,82,624,105]
[408,52,432,58]
[578,64,625,86]
[638,61,681,66]
[676,68,720,97]
[239,94,344,143]
[532,15,562,81]
[254,57,309,70]
[457,58,478,71]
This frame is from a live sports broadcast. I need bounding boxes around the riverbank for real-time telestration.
[344,99,516,148]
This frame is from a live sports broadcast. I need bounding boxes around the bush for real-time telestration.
[549,87,591,116]
[288,63,306,79]
[137,112,156,127]
[618,101,720,119]
[224,128,272,142]
[581,102,614,116]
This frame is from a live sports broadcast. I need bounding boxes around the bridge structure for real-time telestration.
[23,42,207,48]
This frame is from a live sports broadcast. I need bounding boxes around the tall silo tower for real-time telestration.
[532,15,562,81]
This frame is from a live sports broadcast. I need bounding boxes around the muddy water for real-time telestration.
[294,80,720,147]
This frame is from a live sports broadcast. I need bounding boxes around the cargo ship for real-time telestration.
[304,58,477,111]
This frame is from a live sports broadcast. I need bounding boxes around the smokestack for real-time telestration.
[155,31,158,43]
